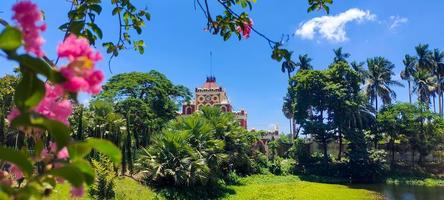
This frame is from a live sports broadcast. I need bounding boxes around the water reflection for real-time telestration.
[355,184,444,200]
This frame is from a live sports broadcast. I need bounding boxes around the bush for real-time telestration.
[269,157,283,175]
[89,155,116,200]
[224,170,241,185]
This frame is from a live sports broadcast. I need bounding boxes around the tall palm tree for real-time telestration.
[363,57,403,111]
[431,49,444,116]
[333,47,351,63]
[400,55,417,104]
[415,44,432,71]
[296,54,313,70]
[351,61,367,83]
[413,70,437,107]
[281,52,297,80]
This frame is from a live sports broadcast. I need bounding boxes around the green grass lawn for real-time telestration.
[46,175,382,200]
[225,175,383,200]
[46,177,154,200]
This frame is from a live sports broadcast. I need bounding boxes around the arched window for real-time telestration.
[186,107,192,114]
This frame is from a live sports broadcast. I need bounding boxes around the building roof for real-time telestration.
[198,76,221,90]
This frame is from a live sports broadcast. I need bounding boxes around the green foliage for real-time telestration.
[89,155,116,200]
[0,26,22,51]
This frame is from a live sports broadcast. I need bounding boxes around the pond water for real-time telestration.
[356,184,444,200]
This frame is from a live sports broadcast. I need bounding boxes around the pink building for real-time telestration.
[182,76,248,129]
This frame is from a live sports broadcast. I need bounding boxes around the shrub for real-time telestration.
[89,155,116,199]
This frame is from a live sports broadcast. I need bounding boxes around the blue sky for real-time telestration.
[1,1,444,133]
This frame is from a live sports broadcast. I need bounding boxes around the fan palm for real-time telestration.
[333,47,351,63]
[363,57,403,111]
[400,54,417,104]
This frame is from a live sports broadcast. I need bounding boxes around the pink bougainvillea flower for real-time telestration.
[57,34,102,63]
[57,35,104,94]
[70,186,84,198]
[57,147,69,160]
[60,58,104,94]
[9,164,23,180]
[12,1,46,57]
[236,18,253,39]
[35,84,73,125]
[7,84,73,125]
[41,141,69,160]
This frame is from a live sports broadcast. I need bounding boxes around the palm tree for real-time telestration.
[413,70,436,106]
[431,49,444,116]
[363,57,403,111]
[333,47,351,63]
[295,54,313,70]
[281,52,297,80]
[400,55,417,104]
[351,61,367,83]
[415,44,432,71]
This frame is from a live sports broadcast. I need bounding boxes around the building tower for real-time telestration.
[182,76,247,129]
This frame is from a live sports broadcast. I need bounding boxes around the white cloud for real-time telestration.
[388,16,408,30]
[295,8,376,42]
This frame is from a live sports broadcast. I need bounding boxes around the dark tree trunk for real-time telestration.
[433,96,436,113]
[390,139,395,169]
[121,141,126,175]
[0,111,4,145]
[408,81,412,104]
[337,128,343,160]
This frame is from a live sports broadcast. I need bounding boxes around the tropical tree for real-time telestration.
[415,44,433,71]
[281,52,297,80]
[295,54,313,70]
[401,55,417,104]
[413,70,436,106]
[333,47,350,63]
[363,57,403,111]
[431,49,444,116]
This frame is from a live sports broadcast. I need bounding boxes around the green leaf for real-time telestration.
[68,142,92,160]
[12,114,70,150]
[86,138,121,164]
[89,4,102,14]
[69,21,85,35]
[89,23,103,39]
[15,54,65,83]
[0,26,23,51]
[49,165,84,187]
[71,160,95,185]
[14,72,45,110]
[0,146,33,177]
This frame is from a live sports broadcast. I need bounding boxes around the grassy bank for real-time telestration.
[46,177,154,200]
[46,175,384,200]
[225,175,383,200]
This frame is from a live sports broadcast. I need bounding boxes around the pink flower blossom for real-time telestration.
[9,164,23,180]
[70,186,84,198]
[7,84,73,125]
[236,18,253,39]
[57,35,104,94]
[7,108,20,123]
[12,1,46,57]
[60,60,104,94]
[57,34,102,62]
[41,141,69,160]
[35,84,73,125]
[57,147,69,160]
